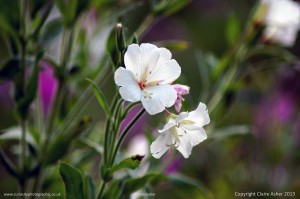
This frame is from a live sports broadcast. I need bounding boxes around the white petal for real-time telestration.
[176,112,189,123]
[158,121,177,133]
[119,86,141,102]
[150,132,172,159]
[157,47,172,67]
[114,67,141,102]
[146,59,181,84]
[124,43,160,81]
[141,84,177,115]
[124,44,141,75]
[185,102,210,127]
[180,127,207,146]
[176,133,193,158]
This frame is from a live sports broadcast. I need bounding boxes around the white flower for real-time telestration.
[261,0,300,47]
[150,102,210,159]
[114,43,181,115]
[126,135,149,158]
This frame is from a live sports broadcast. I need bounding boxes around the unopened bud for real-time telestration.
[116,23,126,52]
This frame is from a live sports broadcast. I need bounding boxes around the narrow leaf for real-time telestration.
[110,155,144,173]
[84,175,95,199]
[102,179,124,199]
[208,125,250,141]
[226,14,240,46]
[59,162,85,199]
[122,173,167,197]
[86,79,112,118]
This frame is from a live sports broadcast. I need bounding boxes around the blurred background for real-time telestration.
[0,0,300,198]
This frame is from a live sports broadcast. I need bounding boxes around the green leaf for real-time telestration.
[59,162,85,199]
[29,0,45,19]
[151,0,191,16]
[168,174,214,199]
[0,127,35,145]
[44,117,92,165]
[0,0,20,33]
[84,175,95,199]
[86,79,112,119]
[78,137,103,154]
[119,2,151,39]
[102,179,124,199]
[226,14,240,46]
[17,52,43,118]
[109,155,144,174]
[55,0,90,27]
[40,18,63,44]
[154,40,188,51]
[0,149,19,178]
[122,173,167,197]
[208,125,250,141]
[106,26,119,66]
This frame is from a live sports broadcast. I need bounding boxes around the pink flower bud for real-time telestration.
[172,84,190,112]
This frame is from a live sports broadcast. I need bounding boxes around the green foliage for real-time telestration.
[29,0,45,19]
[84,175,96,199]
[55,0,91,27]
[59,162,85,199]
[0,127,35,145]
[151,0,191,16]
[103,173,166,199]
[119,2,151,39]
[87,79,112,119]
[226,15,241,46]
[110,155,144,172]
[122,173,167,197]
[155,40,188,51]
[102,180,124,199]
[106,26,120,67]
[40,19,63,44]
[44,117,92,165]
[17,52,43,119]
[168,174,214,199]
[0,0,20,34]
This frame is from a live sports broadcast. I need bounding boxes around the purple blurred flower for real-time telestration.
[254,94,294,138]
[268,165,287,189]
[172,84,190,112]
[120,104,148,136]
[38,61,58,116]
[0,81,13,108]
[164,156,182,174]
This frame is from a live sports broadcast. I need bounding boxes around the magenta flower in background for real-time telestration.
[164,156,182,174]
[173,84,190,112]
[120,104,148,137]
[38,61,58,116]
[253,94,294,139]
[0,81,13,108]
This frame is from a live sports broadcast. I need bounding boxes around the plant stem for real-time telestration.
[107,99,124,166]
[19,0,28,195]
[109,108,145,166]
[103,94,120,165]
[97,182,106,199]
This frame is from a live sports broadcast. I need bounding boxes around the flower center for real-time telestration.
[138,81,146,90]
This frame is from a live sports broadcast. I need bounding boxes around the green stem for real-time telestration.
[109,108,145,166]
[19,0,28,195]
[103,94,120,165]
[107,99,124,166]
[97,182,106,199]
[136,14,154,37]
